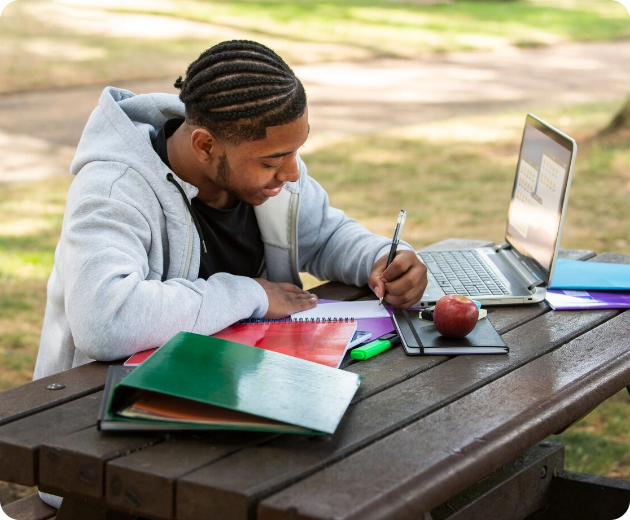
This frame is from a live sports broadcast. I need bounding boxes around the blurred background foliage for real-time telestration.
[1,0,630,93]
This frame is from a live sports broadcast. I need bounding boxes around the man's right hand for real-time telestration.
[254,279,318,318]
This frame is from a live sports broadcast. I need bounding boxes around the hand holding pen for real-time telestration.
[379,209,407,305]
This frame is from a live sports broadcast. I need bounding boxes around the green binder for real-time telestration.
[105,331,362,435]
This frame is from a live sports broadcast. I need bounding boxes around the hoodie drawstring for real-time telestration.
[166,173,208,253]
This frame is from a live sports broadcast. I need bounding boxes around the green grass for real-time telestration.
[156,0,630,49]
[1,0,629,94]
[0,176,72,391]
[550,389,630,479]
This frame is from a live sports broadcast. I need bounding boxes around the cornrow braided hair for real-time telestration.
[175,40,307,144]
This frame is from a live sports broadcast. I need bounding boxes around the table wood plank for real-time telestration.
[38,426,166,502]
[104,431,276,520]
[0,362,111,427]
[0,392,103,486]
[259,310,630,520]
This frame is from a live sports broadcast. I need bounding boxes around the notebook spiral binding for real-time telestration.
[238,317,355,324]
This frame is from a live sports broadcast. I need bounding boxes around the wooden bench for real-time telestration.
[1,493,56,520]
[531,470,630,519]
[430,442,630,519]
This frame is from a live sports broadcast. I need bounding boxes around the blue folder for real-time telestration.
[550,259,630,290]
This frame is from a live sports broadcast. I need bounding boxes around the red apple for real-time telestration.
[433,294,479,338]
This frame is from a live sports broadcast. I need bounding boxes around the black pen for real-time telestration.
[379,209,407,305]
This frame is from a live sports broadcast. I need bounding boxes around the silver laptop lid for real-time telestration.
[504,113,577,286]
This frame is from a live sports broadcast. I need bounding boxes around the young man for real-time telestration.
[34,40,427,381]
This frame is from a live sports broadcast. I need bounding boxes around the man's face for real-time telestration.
[210,109,309,207]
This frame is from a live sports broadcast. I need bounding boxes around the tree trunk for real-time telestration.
[603,95,630,133]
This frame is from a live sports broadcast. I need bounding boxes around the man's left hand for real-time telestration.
[368,250,427,308]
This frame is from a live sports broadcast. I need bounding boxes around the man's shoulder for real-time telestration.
[69,162,152,201]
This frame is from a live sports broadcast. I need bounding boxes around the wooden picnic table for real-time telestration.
[2,238,630,520]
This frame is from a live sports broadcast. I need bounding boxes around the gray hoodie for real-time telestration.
[34,87,397,380]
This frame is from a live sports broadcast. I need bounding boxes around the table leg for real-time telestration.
[55,497,139,520]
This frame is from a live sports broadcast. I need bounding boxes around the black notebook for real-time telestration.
[392,308,508,356]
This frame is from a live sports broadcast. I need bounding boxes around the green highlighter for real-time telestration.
[351,333,401,361]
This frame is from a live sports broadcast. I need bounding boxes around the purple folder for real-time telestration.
[318,299,395,341]
[545,289,630,310]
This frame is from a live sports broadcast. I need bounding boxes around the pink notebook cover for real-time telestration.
[125,319,357,368]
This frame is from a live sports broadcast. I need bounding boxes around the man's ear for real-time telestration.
[190,128,219,163]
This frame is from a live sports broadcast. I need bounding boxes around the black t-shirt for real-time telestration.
[152,119,264,279]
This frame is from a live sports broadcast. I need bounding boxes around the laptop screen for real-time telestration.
[505,114,576,276]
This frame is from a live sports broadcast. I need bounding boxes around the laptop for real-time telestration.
[416,113,577,307]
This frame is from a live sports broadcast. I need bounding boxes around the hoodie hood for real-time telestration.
[71,87,198,202]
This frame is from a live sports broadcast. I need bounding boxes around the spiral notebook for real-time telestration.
[291,300,391,320]
[124,318,358,368]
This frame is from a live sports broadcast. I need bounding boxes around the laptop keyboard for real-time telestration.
[419,250,510,297]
